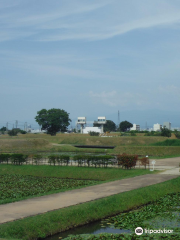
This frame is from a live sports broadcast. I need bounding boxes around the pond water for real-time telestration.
[45,220,131,240]
[44,193,180,240]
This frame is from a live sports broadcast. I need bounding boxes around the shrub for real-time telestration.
[33,155,43,165]
[117,153,138,169]
[20,130,27,134]
[174,130,180,139]
[89,131,100,136]
[0,154,11,164]
[10,154,28,165]
[130,132,136,136]
[161,127,171,137]
[48,155,57,166]
[139,157,149,169]
[8,129,18,136]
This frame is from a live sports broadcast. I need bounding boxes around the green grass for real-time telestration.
[0,176,179,240]
[108,145,180,156]
[149,154,180,159]
[0,164,153,181]
[64,192,180,239]
[153,139,180,146]
[1,133,180,157]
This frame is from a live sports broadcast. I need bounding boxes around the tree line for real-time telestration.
[0,108,175,137]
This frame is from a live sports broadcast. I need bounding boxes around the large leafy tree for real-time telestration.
[93,120,116,132]
[35,108,71,136]
[0,127,6,131]
[161,127,171,138]
[119,120,133,132]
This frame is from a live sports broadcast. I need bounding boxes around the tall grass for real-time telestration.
[153,139,180,146]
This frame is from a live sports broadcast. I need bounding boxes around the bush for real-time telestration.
[117,153,138,169]
[139,157,149,169]
[33,155,43,165]
[0,154,11,164]
[8,129,18,136]
[174,130,180,139]
[73,155,115,168]
[10,154,28,165]
[130,132,136,136]
[161,127,171,137]
[19,130,27,134]
[144,131,161,136]
[89,131,100,136]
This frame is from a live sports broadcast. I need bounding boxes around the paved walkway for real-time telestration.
[150,157,180,173]
[0,174,179,224]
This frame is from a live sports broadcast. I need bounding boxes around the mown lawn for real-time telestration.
[0,164,154,181]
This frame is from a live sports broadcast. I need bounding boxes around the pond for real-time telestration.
[44,192,180,240]
[45,220,131,240]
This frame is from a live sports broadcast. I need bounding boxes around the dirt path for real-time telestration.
[0,174,179,224]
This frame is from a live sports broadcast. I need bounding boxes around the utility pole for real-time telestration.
[15,120,18,129]
[13,124,14,129]
[6,122,8,131]
[117,110,120,131]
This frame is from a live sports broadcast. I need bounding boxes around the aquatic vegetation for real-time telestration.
[0,174,98,202]
[63,193,180,240]
[104,192,180,232]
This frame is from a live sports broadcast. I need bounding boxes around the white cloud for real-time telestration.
[1,0,180,42]
[89,91,147,107]
[89,85,180,110]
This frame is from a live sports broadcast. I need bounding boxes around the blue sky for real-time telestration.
[1,0,180,129]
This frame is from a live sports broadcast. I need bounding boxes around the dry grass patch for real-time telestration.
[110,146,180,156]
[0,138,50,152]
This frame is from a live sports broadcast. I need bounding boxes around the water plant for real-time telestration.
[0,174,98,204]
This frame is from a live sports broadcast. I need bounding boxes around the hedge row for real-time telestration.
[0,153,149,169]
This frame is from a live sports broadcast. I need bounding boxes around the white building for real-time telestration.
[163,122,171,130]
[77,117,86,133]
[130,124,140,131]
[94,117,107,133]
[83,127,101,134]
[30,129,46,133]
[153,123,162,131]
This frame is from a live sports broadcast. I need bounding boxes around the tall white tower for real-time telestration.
[77,117,86,133]
[94,117,107,133]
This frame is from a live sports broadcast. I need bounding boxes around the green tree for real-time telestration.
[8,129,18,136]
[161,127,171,138]
[93,120,116,132]
[35,108,71,136]
[119,120,133,132]
[174,130,180,139]
[0,127,6,131]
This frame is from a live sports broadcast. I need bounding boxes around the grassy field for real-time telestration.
[0,132,166,145]
[0,164,153,205]
[153,139,180,146]
[0,176,179,240]
[0,164,152,181]
[1,133,180,157]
